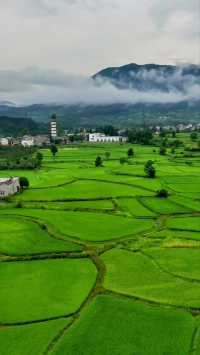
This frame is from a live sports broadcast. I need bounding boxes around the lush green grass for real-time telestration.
[140,197,189,214]
[1,209,154,242]
[2,141,200,352]
[147,229,200,241]
[102,249,200,308]
[16,180,152,201]
[167,216,200,231]
[146,247,200,280]
[164,176,200,193]
[169,195,200,212]
[0,258,96,323]
[23,199,114,210]
[0,318,70,355]
[52,294,195,355]
[0,216,81,255]
[0,168,73,188]
[117,197,156,217]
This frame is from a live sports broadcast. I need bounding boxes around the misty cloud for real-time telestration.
[2,0,116,17]
[0,67,199,106]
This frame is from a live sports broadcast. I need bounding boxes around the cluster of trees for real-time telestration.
[97,125,119,136]
[94,149,156,180]
[0,147,43,170]
[0,116,47,137]
[127,129,153,145]
[95,148,135,167]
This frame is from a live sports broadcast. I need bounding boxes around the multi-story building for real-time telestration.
[50,114,57,140]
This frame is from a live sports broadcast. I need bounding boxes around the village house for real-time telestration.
[0,137,9,146]
[21,136,34,147]
[0,177,20,198]
[33,135,50,147]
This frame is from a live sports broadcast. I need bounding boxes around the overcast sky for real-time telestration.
[0,0,199,104]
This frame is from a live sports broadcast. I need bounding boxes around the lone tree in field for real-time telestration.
[156,189,168,198]
[105,151,111,160]
[50,144,58,157]
[36,152,43,162]
[95,156,103,167]
[144,160,156,178]
[36,152,43,166]
[159,146,167,155]
[19,176,29,190]
[127,148,134,158]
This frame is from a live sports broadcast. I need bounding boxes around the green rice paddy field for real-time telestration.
[1,141,200,354]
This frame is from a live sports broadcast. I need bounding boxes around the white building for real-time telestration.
[21,136,34,147]
[0,138,9,146]
[89,133,127,143]
[0,177,20,198]
[50,115,57,140]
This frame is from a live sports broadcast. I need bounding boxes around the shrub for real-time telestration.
[95,156,103,167]
[41,224,47,230]
[119,157,127,165]
[15,201,23,208]
[144,161,156,178]
[36,152,43,162]
[156,189,169,198]
[50,144,58,157]
[159,147,167,155]
[190,132,198,141]
[19,177,30,189]
[127,148,134,158]
[147,165,156,178]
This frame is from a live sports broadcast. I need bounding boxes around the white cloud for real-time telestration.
[0,0,198,76]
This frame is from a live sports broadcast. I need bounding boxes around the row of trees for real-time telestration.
[0,151,43,170]
[95,154,156,179]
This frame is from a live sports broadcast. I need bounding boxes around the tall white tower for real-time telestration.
[50,114,57,140]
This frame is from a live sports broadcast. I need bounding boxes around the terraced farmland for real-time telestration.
[1,141,200,354]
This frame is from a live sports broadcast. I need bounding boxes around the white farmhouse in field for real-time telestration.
[89,133,127,143]
[0,178,20,198]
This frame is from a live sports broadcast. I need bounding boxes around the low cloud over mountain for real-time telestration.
[0,64,199,106]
